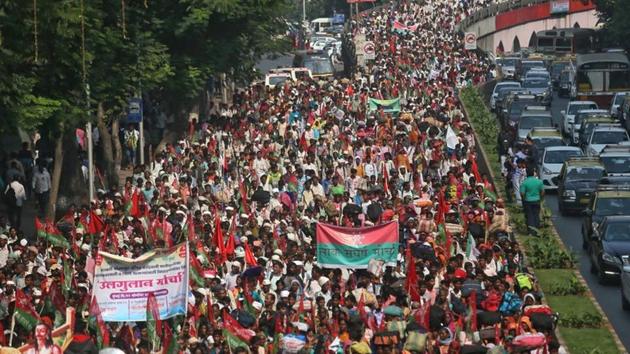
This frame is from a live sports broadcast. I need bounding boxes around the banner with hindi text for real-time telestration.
[316,221,399,269]
[93,243,189,322]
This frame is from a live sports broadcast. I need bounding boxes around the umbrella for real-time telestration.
[251,190,270,204]
[242,265,263,278]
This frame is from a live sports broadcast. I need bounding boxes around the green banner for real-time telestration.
[368,97,401,112]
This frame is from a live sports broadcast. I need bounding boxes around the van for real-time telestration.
[310,18,334,34]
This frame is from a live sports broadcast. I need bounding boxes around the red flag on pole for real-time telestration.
[405,247,421,302]
[213,214,226,264]
[470,154,482,183]
[243,242,258,267]
[89,296,110,347]
[146,292,162,352]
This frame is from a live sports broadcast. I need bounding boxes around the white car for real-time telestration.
[610,92,630,118]
[561,101,598,136]
[584,126,630,157]
[539,146,582,190]
[622,256,630,310]
[569,109,610,145]
[490,81,521,111]
[310,37,337,51]
[264,73,291,88]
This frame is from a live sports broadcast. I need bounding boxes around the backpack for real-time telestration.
[499,292,523,315]
[4,186,16,206]
[523,304,552,317]
[515,273,533,292]
[530,312,555,332]
[481,291,502,312]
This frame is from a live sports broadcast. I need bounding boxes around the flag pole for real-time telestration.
[9,312,16,347]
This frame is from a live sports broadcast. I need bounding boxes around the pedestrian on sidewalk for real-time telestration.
[123,123,140,168]
[4,175,26,228]
[32,163,51,217]
[520,167,544,235]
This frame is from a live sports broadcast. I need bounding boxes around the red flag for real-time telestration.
[357,293,367,322]
[213,214,226,264]
[243,242,257,267]
[88,211,104,235]
[445,225,453,257]
[223,309,254,341]
[129,190,141,218]
[470,290,478,332]
[470,154,482,183]
[146,293,163,352]
[0,320,5,346]
[187,313,198,338]
[224,214,237,256]
[405,247,421,302]
[89,296,110,347]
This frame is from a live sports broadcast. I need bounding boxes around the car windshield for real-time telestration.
[595,198,630,216]
[502,58,518,67]
[604,222,630,241]
[566,167,604,181]
[498,88,519,99]
[304,58,333,75]
[614,94,628,105]
[520,116,552,129]
[268,76,289,86]
[600,156,630,174]
[568,103,597,114]
[535,138,563,149]
[552,63,568,75]
[544,150,581,163]
[527,72,550,80]
[591,131,629,145]
[496,83,520,94]
[523,80,548,89]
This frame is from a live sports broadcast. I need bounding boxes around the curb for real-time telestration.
[461,85,626,354]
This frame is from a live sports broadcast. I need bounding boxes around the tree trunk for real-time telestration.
[96,102,116,188]
[47,128,64,220]
[112,117,122,187]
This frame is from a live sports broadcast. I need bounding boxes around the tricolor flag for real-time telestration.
[316,221,399,269]
[146,292,162,352]
[14,289,39,330]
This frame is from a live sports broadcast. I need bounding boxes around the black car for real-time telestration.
[558,70,573,98]
[501,94,539,129]
[555,157,605,215]
[582,186,630,250]
[588,215,630,283]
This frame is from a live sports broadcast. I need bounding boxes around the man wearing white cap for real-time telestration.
[315,276,332,305]
[0,235,9,269]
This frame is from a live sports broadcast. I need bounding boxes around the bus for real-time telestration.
[535,28,598,55]
[576,52,630,108]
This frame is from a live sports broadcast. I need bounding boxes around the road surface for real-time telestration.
[543,92,630,351]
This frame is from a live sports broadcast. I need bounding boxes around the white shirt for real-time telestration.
[32,169,51,194]
[6,181,26,207]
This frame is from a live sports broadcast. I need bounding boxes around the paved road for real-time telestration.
[543,92,630,351]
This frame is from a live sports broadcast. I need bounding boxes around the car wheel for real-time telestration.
[623,289,630,311]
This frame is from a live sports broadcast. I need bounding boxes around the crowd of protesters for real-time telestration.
[0,0,562,353]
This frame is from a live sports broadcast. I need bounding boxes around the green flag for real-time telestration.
[368,97,401,112]
[146,292,162,352]
[14,289,39,330]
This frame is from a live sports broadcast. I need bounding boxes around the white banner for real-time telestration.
[93,243,189,322]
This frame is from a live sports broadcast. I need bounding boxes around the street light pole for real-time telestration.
[86,121,94,202]
[139,95,145,166]
[302,0,306,25]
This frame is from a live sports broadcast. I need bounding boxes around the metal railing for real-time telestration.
[459,0,551,30]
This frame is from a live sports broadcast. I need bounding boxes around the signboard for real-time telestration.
[363,41,376,60]
[333,13,345,24]
[93,243,189,322]
[127,98,143,123]
[316,221,399,269]
[550,0,570,15]
[464,32,477,50]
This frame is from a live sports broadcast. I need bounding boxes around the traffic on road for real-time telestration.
[494,40,630,349]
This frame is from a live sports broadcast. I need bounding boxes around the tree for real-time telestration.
[593,0,630,49]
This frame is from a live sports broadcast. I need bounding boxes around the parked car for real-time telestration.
[561,101,598,137]
[556,157,605,214]
[588,215,630,283]
[539,146,582,190]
